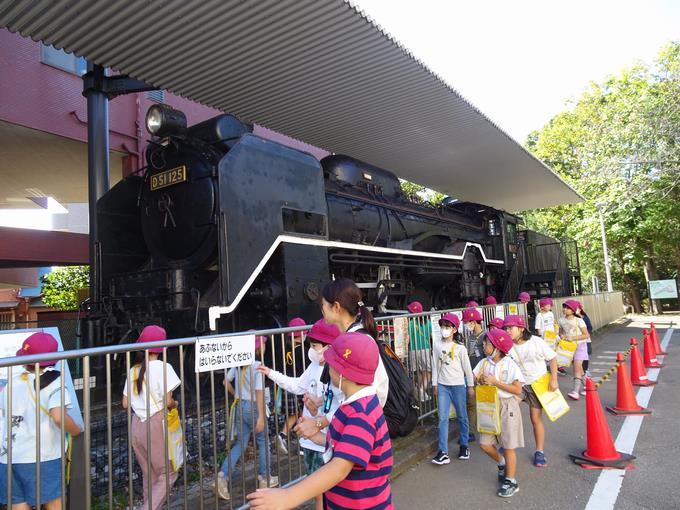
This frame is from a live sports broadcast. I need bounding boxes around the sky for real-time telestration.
[352,0,680,143]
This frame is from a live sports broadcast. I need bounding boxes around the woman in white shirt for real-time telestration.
[122,325,181,510]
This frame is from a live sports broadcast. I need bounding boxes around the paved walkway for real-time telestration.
[391,314,679,510]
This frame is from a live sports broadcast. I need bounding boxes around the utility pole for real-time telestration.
[597,203,613,292]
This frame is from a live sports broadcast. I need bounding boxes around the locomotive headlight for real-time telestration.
[145,104,187,137]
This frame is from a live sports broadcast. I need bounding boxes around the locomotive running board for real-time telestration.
[208,235,504,330]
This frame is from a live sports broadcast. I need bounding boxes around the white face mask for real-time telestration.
[440,327,453,338]
[465,323,475,332]
[308,347,322,364]
[332,375,345,404]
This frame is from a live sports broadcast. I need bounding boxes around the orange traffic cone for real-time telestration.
[607,353,652,416]
[650,322,668,356]
[629,338,656,386]
[643,330,663,369]
[570,378,635,469]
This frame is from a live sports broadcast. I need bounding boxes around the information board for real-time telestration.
[649,279,678,300]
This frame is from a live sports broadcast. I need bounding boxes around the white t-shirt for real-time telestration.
[507,336,557,384]
[227,362,264,401]
[268,361,326,452]
[535,311,556,337]
[559,316,588,343]
[0,369,73,463]
[431,339,474,387]
[123,360,181,421]
[473,356,525,399]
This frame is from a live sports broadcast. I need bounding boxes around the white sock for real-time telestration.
[498,457,506,467]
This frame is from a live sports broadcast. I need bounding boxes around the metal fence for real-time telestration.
[0,302,529,510]
[536,291,624,332]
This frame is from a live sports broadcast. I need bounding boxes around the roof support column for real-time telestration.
[83,63,110,307]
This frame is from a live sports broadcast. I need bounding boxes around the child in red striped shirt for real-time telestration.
[247,332,393,510]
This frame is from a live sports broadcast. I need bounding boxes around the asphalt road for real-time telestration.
[391,314,680,510]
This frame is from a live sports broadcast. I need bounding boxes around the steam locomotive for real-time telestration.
[83,104,572,345]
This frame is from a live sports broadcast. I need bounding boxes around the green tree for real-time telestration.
[525,42,680,312]
[41,266,89,310]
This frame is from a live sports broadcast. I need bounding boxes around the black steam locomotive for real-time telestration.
[84,104,574,345]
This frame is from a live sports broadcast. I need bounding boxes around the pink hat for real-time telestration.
[563,299,580,312]
[439,312,460,329]
[518,292,531,303]
[323,332,379,385]
[462,308,483,322]
[255,335,268,350]
[539,297,553,308]
[485,296,497,305]
[407,301,423,314]
[16,332,58,366]
[488,317,504,329]
[288,317,306,328]
[465,300,480,308]
[503,314,526,329]
[485,329,514,355]
[307,319,341,345]
[137,325,167,353]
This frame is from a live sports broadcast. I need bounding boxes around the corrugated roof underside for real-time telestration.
[0,0,582,211]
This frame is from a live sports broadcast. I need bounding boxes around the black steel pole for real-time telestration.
[84,63,110,307]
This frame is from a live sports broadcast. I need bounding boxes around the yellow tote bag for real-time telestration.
[530,373,570,422]
[475,385,500,435]
[555,340,577,367]
[543,329,558,350]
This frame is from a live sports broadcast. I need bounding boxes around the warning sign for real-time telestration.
[195,334,255,373]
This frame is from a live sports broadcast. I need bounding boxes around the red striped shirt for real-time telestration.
[325,394,393,509]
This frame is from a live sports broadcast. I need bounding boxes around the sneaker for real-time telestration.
[431,450,450,465]
[497,463,506,481]
[567,390,580,400]
[557,367,568,377]
[215,473,230,500]
[276,432,288,455]
[458,446,470,460]
[258,475,279,488]
[534,451,547,467]
[497,478,519,498]
[580,388,587,396]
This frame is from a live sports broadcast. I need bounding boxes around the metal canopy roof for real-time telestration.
[0,0,582,212]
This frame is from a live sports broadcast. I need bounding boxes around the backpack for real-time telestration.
[378,341,420,438]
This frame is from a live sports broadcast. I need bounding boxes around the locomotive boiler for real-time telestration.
[84,104,547,345]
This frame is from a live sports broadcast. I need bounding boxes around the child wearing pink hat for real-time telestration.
[407,301,432,402]
[558,301,590,400]
[535,298,557,347]
[431,313,474,464]
[0,332,81,510]
[247,332,393,509]
[473,329,525,498]
[122,325,182,509]
[258,319,340,510]
[216,332,278,500]
[503,315,557,468]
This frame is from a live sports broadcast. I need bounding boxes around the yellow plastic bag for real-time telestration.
[555,340,577,367]
[475,385,500,435]
[531,373,570,422]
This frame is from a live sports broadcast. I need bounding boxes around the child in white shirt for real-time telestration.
[504,315,557,468]
[431,313,474,465]
[473,329,525,499]
[258,319,341,510]
[558,300,590,400]
[0,332,82,510]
